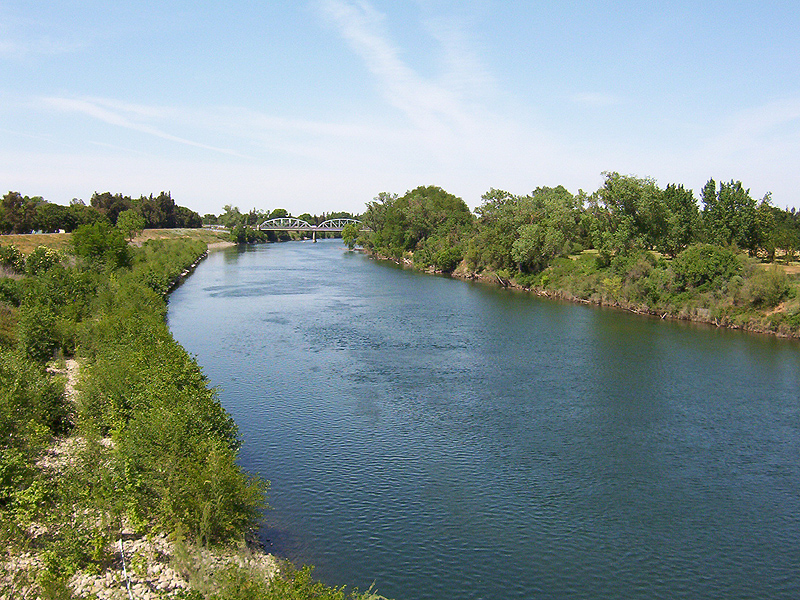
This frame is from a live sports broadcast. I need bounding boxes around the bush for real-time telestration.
[672,244,742,291]
[743,266,790,308]
[0,277,21,306]
[17,303,60,361]
[0,244,25,273]
[0,349,67,454]
[26,246,61,276]
[72,220,130,268]
[115,411,267,544]
[434,246,463,273]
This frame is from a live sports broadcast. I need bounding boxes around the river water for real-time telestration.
[167,240,800,600]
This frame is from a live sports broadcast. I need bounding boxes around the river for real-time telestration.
[167,240,800,600]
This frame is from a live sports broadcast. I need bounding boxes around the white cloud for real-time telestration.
[40,97,251,158]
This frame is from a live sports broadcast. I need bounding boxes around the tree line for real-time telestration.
[0,190,202,235]
[358,174,800,273]
[355,174,800,336]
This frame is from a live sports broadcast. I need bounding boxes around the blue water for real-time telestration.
[168,240,800,600]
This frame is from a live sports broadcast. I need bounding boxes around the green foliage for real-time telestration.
[199,563,387,600]
[660,184,701,257]
[117,209,147,240]
[1,192,43,234]
[587,172,667,257]
[341,223,360,250]
[0,277,22,307]
[701,179,759,253]
[0,243,25,273]
[0,349,66,504]
[72,220,131,268]
[116,413,266,544]
[17,302,60,360]
[362,186,473,264]
[672,244,742,291]
[231,225,268,244]
[743,266,790,308]
[26,246,62,276]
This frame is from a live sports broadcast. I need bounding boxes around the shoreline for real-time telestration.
[366,251,800,341]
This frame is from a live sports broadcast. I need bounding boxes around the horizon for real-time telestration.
[2,1,799,213]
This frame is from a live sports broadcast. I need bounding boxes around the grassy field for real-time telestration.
[0,227,231,255]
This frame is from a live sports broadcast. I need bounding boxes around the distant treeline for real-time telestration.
[0,190,202,234]
[359,174,800,272]
[354,174,800,336]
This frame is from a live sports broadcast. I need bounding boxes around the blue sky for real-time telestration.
[2,1,799,215]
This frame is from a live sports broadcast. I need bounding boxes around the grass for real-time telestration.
[0,228,232,256]
[0,233,73,256]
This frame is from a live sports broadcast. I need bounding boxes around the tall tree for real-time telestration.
[659,184,701,257]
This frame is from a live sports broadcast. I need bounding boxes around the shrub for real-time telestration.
[743,266,790,308]
[0,277,21,307]
[17,303,60,361]
[0,349,67,453]
[0,244,25,273]
[434,246,463,273]
[26,246,61,276]
[72,221,130,268]
[672,244,741,291]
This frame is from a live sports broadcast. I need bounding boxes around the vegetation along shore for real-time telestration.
[345,175,800,339]
[0,194,387,598]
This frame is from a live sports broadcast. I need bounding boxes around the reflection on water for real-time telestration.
[169,241,800,600]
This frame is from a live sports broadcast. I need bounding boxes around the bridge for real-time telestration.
[257,218,366,241]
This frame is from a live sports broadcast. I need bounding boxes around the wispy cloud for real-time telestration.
[570,92,624,107]
[317,0,487,134]
[40,96,251,158]
[0,31,85,59]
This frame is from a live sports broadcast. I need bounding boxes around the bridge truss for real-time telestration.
[257,218,364,232]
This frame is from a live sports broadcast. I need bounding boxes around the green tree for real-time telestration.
[587,172,666,260]
[269,208,289,219]
[116,209,146,241]
[35,202,68,233]
[91,192,133,225]
[71,221,131,268]
[1,192,42,234]
[701,179,758,253]
[341,223,360,250]
[659,184,702,257]
[510,186,580,273]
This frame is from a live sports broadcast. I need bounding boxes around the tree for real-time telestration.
[269,208,289,219]
[587,173,666,259]
[341,223,360,250]
[72,221,130,268]
[510,186,580,273]
[1,192,42,234]
[701,179,758,253]
[117,209,146,241]
[91,192,132,225]
[659,184,701,257]
[219,205,243,229]
[35,202,68,233]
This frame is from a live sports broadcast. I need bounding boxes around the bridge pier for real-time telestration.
[312,230,316,243]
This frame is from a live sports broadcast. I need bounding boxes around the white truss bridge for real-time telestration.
[256,217,364,233]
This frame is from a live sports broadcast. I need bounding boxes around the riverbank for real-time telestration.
[366,249,800,340]
[1,233,388,599]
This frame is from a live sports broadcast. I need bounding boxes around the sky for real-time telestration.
[2,1,800,216]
